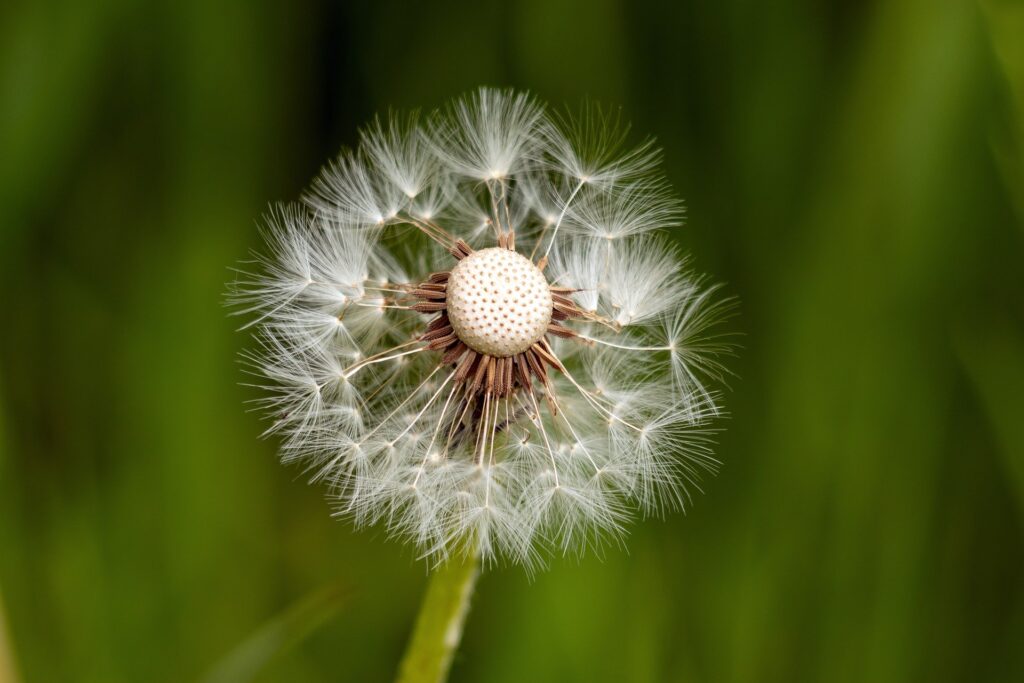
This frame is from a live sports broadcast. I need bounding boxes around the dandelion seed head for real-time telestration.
[446,248,552,357]
[229,88,735,569]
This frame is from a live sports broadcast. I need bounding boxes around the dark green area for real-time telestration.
[1,1,1022,681]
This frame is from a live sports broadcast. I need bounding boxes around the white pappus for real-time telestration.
[230,87,735,569]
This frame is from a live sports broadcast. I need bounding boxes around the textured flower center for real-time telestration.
[446,247,552,357]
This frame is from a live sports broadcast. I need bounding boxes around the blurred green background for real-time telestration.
[2,0,1023,681]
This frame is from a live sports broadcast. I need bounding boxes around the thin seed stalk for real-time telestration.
[395,552,480,683]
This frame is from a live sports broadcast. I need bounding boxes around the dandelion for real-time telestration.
[231,88,733,571]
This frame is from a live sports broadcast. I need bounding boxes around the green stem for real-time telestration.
[395,553,480,683]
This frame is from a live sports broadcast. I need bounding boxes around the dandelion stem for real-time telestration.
[395,553,480,683]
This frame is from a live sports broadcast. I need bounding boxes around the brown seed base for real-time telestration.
[410,232,584,405]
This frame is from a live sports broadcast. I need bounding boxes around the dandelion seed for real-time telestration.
[230,87,735,568]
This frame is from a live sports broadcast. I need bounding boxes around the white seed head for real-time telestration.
[446,248,552,357]
[229,87,735,570]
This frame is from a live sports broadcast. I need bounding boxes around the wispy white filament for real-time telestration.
[230,87,734,569]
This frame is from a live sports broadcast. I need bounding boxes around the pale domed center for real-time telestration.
[446,248,552,357]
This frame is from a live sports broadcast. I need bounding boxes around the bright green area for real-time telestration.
[396,554,479,683]
[1,1,1022,681]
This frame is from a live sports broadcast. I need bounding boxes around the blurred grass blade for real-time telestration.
[0,375,18,683]
[0,588,21,683]
[199,582,348,683]
[956,321,1024,521]
[980,0,1024,224]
